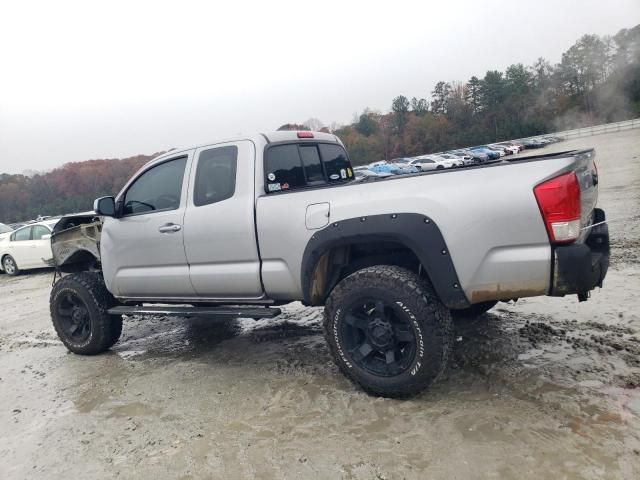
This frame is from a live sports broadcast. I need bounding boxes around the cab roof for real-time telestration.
[152,131,342,165]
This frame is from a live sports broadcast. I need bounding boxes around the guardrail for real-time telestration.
[391,117,640,163]
[539,118,640,141]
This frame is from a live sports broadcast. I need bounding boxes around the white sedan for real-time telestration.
[408,156,455,171]
[0,220,59,276]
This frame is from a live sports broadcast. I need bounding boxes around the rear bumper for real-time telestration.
[550,208,609,299]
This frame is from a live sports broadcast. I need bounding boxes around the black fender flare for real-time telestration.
[300,213,470,309]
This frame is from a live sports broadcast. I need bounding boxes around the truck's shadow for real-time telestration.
[115,315,323,360]
[115,310,525,384]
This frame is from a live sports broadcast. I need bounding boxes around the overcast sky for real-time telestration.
[1,0,638,174]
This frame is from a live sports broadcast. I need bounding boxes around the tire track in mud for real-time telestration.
[0,330,62,352]
[452,307,640,405]
[518,316,640,388]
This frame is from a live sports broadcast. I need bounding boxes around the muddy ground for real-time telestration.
[1,129,639,479]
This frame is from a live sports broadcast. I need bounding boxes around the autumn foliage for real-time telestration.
[0,154,162,223]
[335,25,640,165]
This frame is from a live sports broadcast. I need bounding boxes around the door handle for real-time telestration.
[158,223,182,233]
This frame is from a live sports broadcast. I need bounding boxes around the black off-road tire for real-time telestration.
[50,272,123,355]
[451,301,498,319]
[2,255,20,276]
[323,265,453,398]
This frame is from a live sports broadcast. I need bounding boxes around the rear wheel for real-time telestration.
[50,272,122,354]
[324,265,453,398]
[2,255,20,276]
[451,300,497,318]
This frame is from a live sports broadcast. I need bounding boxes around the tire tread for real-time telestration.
[323,265,453,398]
[50,272,122,355]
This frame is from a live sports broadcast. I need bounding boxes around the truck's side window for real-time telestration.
[320,144,353,182]
[265,145,306,192]
[194,146,238,207]
[123,157,187,216]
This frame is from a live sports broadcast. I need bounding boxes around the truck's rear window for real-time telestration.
[265,142,353,193]
[320,144,351,182]
[299,145,324,184]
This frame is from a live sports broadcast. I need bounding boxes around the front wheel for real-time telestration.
[323,265,453,398]
[2,255,20,276]
[50,272,123,355]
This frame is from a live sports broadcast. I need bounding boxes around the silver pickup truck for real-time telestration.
[48,130,609,397]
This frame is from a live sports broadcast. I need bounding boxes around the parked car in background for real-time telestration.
[0,220,59,275]
[523,139,545,148]
[449,151,475,162]
[432,154,463,167]
[483,145,507,156]
[368,160,387,167]
[470,147,501,160]
[408,156,455,170]
[440,153,473,166]
[0,222,14,241]
[8,222,27,230]
[368,163,403,175]
[458,149,488,163]
[427,154,463,167]
[389,158,420,174]
[492,143,519,155]
[353,167,393,181]
[500,141,525,152]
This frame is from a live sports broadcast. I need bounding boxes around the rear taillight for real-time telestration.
[534,172,581,244]
[297,131,314,138]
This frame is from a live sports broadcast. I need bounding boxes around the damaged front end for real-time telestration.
[51,214,103,273]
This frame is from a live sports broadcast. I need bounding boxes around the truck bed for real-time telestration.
[256,148,598,305]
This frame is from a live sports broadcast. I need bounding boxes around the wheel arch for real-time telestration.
[56,249,101,273]
[301,213,470,309]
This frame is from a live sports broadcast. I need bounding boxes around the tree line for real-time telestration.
[0,155,159,223]
[331,24,640,165]
[1,24,638,223]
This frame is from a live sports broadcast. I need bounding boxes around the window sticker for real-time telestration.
[340,168,346,179]
[267,183,281,192]
[330,174,340,180]
[267,173,276,181]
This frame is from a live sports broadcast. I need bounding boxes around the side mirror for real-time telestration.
[42,234,51,240]
[94,196,116,217]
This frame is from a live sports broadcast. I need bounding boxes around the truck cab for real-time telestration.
[95,131,352,302]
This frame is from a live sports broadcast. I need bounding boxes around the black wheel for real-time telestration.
[324,265,453,398]
[436,165,444,170]
[451,301,497,318]
[50,272,122,355]
[2,255,20,276]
